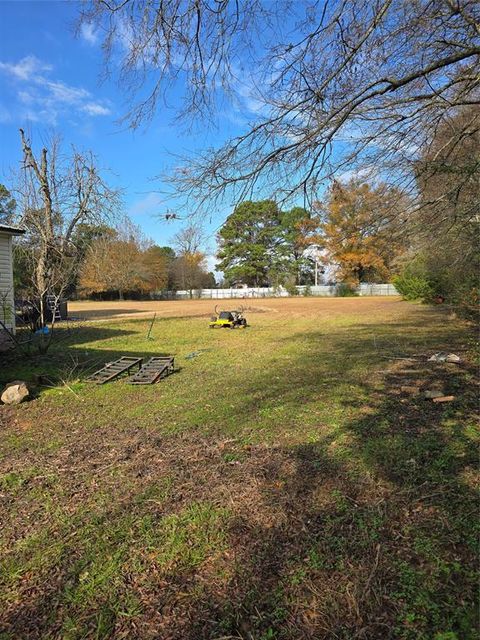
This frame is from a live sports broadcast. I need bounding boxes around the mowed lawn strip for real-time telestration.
[0,298,478,640]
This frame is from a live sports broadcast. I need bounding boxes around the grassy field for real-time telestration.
[0,297,478,640]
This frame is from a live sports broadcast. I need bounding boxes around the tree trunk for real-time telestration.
[20,130,55,328]
[119,290,124,300]
[36,249,48,327]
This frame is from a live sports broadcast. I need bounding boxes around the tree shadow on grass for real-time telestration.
[216,312,474,429]
[0,324,175,387]
[1,382,477,639]
[173,315,478,639]
[0,309,477,639]
[72,309,215,321]
[180,377,477,639]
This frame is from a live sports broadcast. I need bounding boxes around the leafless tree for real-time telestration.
[171,222,208,296]
[408,104,480,294]
[81,0,479,215]
[16,129,121,327]
[172,222,206,256]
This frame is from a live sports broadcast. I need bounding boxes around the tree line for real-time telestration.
[3,123,477,311]
[78,0,477,312]
[216,103,479,312]
[8,208,215,303]
[78,221,215,300]
[2,97,478,316]
[215,182,407,291]
[3,165,408,305]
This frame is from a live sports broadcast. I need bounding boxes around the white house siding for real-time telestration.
[0,232,15,331]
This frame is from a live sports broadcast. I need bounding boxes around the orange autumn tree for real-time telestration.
[172,222,211,297]
[80,236,145,299]
[141,245,170,292]
[318,180,408,285]
[80,221,169,299]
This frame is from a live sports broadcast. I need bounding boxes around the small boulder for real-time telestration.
[424,389,444,399]
[428,352,461,363]
[445,353,461,363]
[1,381,30,405]
[428,352,447,362]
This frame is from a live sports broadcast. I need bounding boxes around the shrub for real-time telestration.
[284,276,298,296]
[336,283,358,297]
[456,286,480,321]
[303,284,312,297]
[392,273,433,301]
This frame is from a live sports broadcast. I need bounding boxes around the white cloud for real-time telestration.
[0,55,52,81]
[205,254,218,273]
[21,109,50,124]
[18,90,35,105]
[336,166,377,183]
[80,22,99,45]
[227,62,270,118]
[235,79,267,116]
[220,109,248,127]
[81,102,111,116]
[42,79,90,104]
[0,55,112,123]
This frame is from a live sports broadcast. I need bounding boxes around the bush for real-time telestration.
[303,284,312,297]
[336,283,358,297]
[284,276,298,296]
[392,273,433,301]
[456,286,480,321]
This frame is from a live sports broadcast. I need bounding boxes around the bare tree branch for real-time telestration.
[14,132,122,328]
[81,0,479,218]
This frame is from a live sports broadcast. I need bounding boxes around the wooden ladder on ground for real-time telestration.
[86,357,143,384]
[128,356,175,385]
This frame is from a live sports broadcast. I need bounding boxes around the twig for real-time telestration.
[146,312,156,340]
[362,543,381,597]
[61,380,83,401]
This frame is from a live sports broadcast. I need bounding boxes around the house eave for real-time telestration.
[0,225,26,236]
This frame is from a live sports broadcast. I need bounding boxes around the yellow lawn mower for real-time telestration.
[209,305,248,329]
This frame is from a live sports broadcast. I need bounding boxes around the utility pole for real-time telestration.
[305,244,324,288]
[311,244,321,286]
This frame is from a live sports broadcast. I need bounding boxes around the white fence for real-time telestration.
[154,283,398,300]
[357,283,398,296]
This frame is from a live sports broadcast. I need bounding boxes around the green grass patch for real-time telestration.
[0,299,477,639]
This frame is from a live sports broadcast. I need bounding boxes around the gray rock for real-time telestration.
[424,389,444,399]
[428,352,447,362]
[428,352,461,363]
[1,381,30,405]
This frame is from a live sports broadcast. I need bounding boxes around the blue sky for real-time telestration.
[0,0,257,265]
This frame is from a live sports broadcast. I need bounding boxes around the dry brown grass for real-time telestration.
[70,295,403,320]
